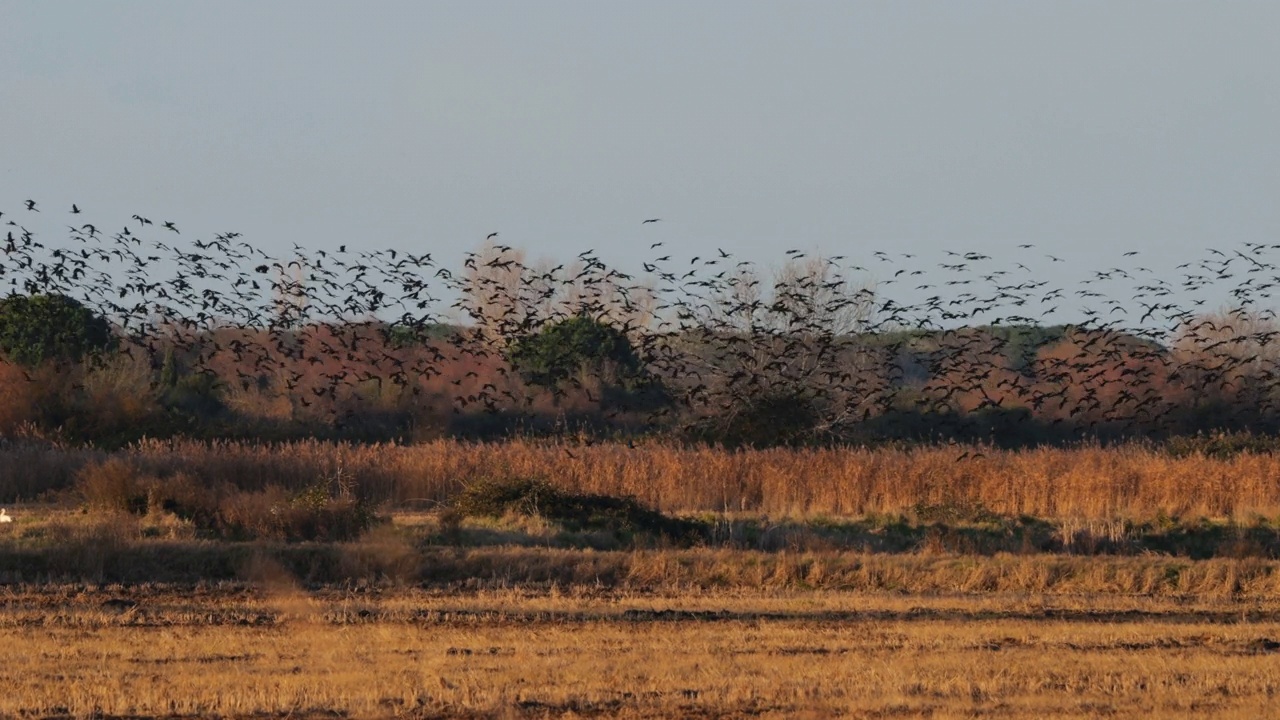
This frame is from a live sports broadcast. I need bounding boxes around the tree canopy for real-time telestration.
[0,293,115,367]
[507,314,643,388]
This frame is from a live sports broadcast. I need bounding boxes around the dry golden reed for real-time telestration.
[6,437,1280,521]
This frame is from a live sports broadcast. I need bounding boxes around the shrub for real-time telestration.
[75,459,378,542]
[76,457,147,513]
[146,472,223,528]
[0,358,39,433]
[685,390,822,448]
[453,476,706,544]
[199,483,377,542]
[264,482,377,542]
[157,349,224,416]
[69,354,169,445]
[453,476,561,517]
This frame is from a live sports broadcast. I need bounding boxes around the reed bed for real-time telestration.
[4,436,1280,521]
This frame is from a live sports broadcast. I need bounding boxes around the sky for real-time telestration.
[2,1,1279,315]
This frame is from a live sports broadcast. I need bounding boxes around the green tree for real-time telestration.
[0,293,114,367]
[508,314,643,388]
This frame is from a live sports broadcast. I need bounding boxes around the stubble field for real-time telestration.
[5,583,1280,718]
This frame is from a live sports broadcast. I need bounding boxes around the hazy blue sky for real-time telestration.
[2,1,1278,278]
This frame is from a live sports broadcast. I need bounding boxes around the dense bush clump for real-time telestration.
[453,476,706,544]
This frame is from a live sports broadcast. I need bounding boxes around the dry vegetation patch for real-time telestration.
[72,456,380,542]
[6,438,1280,717]
[4,587,1280,719]
[8,437,1280,524]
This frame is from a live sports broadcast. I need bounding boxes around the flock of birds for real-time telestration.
[2,198,1280,443]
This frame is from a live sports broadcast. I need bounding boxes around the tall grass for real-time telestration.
[7,437,1280,521]
[0,436,105,501]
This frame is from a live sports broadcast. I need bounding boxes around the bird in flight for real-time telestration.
[642,218,661,224]
[163,221,179,233]
[487,232,499,240]
[24,200,37,212]
[71,204,81,214]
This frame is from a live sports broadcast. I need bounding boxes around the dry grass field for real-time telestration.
[4,584,1280,719]
[7,438,1280,718]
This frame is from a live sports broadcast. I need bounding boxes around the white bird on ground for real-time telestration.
[0,509,11,523]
